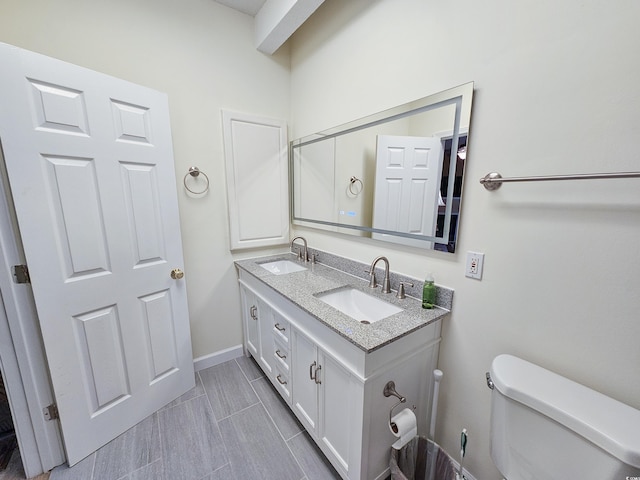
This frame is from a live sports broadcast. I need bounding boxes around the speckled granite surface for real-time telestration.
[235,252,452,353]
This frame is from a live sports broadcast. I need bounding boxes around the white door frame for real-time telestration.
[0,148,65,476]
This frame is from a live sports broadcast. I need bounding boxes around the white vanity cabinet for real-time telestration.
[291,328,361,473]
[240,281,293,402]
[238,269,442,480]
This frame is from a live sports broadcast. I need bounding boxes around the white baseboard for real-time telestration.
[449,458,477,480]
[193,344,244,371]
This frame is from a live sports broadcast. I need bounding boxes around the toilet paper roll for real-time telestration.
[389,408,417,450]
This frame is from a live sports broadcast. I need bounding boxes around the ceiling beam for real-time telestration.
[255,0,324,54]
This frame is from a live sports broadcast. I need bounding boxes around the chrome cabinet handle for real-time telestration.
[274,323,285,332]
[314,364,322,384]
[309,361,316,380]
[277,375,287,385]
[275,350,286,360]
[249,305,257,320]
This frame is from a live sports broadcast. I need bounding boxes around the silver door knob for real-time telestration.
[170,268,184,280]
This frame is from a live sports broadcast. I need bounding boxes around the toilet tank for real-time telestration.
[488,354,640,480]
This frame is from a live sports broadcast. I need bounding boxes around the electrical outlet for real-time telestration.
[465,251,484,280]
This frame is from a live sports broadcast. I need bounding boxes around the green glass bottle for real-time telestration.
[422,273,436,309]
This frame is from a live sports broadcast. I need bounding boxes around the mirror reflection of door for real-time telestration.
[372,135,444,248]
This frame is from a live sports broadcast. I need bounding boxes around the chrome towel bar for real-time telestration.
[480,171,640,191]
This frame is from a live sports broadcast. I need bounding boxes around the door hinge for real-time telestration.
[13,264,31,284]
[43,404,59,421]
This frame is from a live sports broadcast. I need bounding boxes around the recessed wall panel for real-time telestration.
[74,306,130,413]
[43,155,111,279]
[140,290,178,382]
[232,120,284,241]
[121,162,165,266]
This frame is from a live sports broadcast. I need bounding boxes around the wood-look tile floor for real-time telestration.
[0,450,49,480]
[4,357,341,480]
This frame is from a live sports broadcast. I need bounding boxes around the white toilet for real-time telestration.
[487,354,640,480]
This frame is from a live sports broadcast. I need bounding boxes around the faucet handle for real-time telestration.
[395,281,414,299]
[310,253,317,264]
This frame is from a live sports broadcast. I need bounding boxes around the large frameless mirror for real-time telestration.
[290,82,473,252]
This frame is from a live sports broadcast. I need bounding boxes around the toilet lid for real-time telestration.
[491,354,640,468]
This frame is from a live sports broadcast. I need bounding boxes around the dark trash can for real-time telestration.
[390,436,457,480]
[0,376,16,470]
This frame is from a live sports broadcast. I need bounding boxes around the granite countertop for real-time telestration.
[235,253,451,353]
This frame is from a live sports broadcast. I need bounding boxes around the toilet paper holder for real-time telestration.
[384,381,407,433]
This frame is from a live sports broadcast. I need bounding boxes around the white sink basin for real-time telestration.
[259,260,307,275]
[315,287,403,324]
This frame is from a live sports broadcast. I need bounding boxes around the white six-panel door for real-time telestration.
[0,43,194,465]
[372,134,444,248]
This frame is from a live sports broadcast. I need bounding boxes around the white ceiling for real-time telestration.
[214,0,267,16]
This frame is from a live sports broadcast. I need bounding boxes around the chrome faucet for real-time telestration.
[368,256,391,293]
[290,236,308,262]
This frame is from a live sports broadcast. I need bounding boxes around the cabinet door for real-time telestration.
[240,284,259,358]
[319,350,357,474]
[256,298,274,376]
[291,329,318,432]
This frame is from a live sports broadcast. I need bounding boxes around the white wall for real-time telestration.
[290,0,640,478]
[0,0,290,359]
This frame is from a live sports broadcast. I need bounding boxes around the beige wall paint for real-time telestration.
[290,0,640,478]
[1,0,639,477]
[0,0,291,358]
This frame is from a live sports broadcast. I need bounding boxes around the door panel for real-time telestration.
[0,43,194,465]
[121,162,166,265]
[43,155,111,277]
[140,290,180,382]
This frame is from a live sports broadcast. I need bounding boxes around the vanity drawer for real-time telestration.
[273,337,290,373]
[272,316,290,343]
[273,366,291,402]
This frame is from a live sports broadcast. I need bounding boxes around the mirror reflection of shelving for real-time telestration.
[436,135,467,253]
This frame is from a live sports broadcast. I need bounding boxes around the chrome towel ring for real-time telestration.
[183,166,210,195]
[349,176,363,196]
